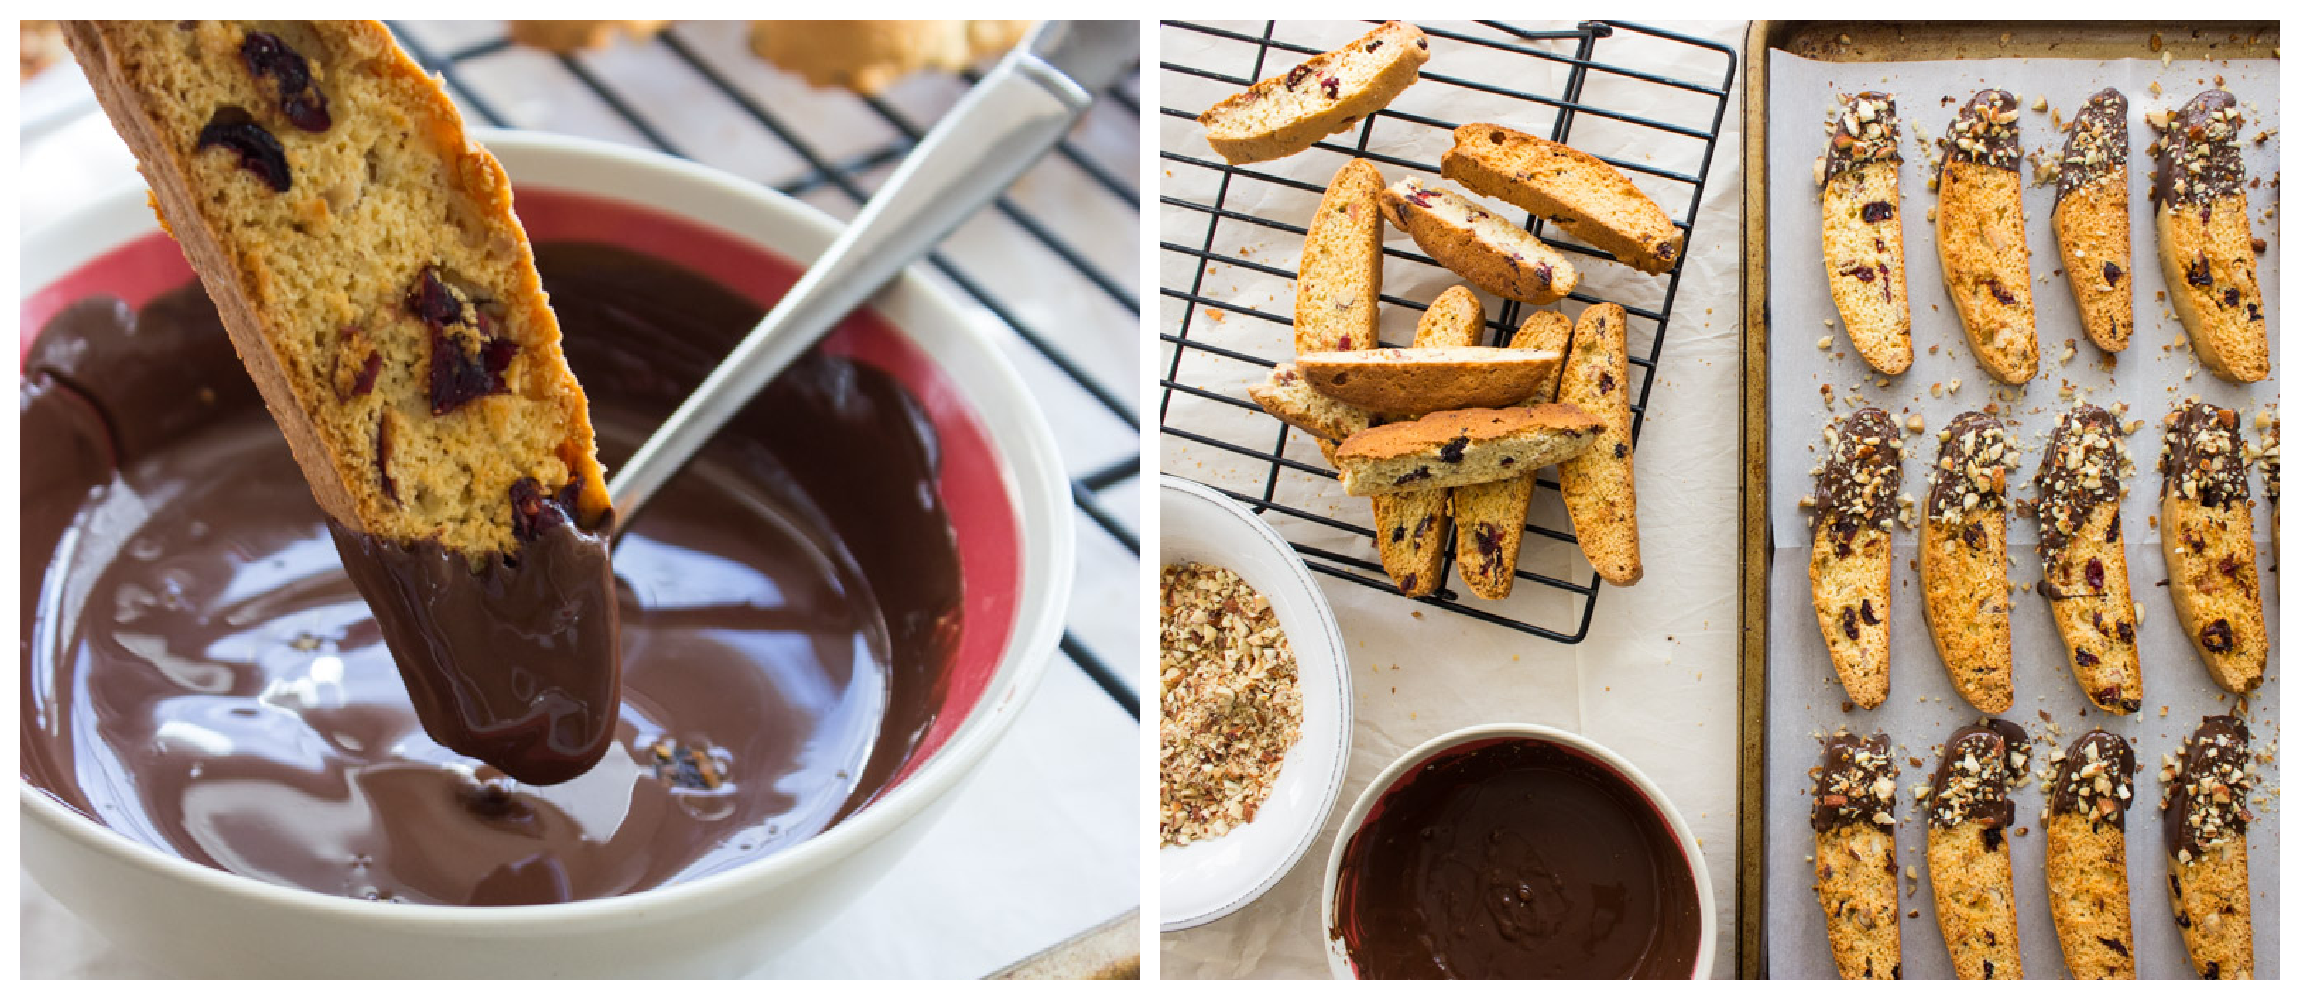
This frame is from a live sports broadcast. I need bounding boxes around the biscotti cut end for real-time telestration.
[1197,21,1429,165]
[1293,346,1563,415]
[1247,363,1373,443]
[1556,302,1640,586]
[1335,404,1600,496]
[1378,176,1579,304]
[65,21,611,558]
[1441,123,1684,274]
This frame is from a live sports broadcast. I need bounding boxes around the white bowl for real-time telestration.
[1320,723,1716,979]
[17,131,1076,978]
[1157,476,1352,931]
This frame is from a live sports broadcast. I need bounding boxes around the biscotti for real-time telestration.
[1916,412,2013,714]
[2159,400,2265,694]
[2160,715,2254,979]
[750,20,1031,95]
[1935,90,2036,384]
[508,20,669,53]
[1440,123,1684,274]
[1819,92,1912,375]
[1196,21,1429,165]
[1335,405,1600,497]
[1293,346,1563,414]
[63,21,611,558]
[1925,721,2026,980]
[1294,158,1386,354]
[1367,286,1484,597]
[2051,89,2134,353]
[22,20,65,80]
[1378,176,1579,305]
[1246,363,1373,443]
[2262,412,2280,558]
[2035,406,2143,714]
[2156,90,2269,383]
[1451,310,1572,599]
[1809,408,1902,709]
[1812,732,1903,980]
[2043,729,2137,979]
[1556,303,1641,586]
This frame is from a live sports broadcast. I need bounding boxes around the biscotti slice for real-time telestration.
[65,20,618,784]
[2261,412,2279,559]
[1335,405,1600,497]
[1809,408,1902,709]
[1556,303,1641,586]
[2159,401,2265,694]
[1818,93,1912,375]
[1451,310,1573,599]
[2156,90,2269,383]
[1366,285,1483,597]
[2035,405,2143,714]
[1811,732,1903,980]
[1440,123,1684,274]
[1247,363,1374,444]
[2160,715,2254,979]
[1293,346,1562,414]
[1195,21,1429,165]
[508,20,669,53]
[2043,730,2137,979]
[1925,721,2027,980]
[1935,90,2036,384]
[1295,158,1385,355]
[1916,412,2013,714]
[2051,89,2134,353]
[750,20,1031,95]
[1378,176,1579,305]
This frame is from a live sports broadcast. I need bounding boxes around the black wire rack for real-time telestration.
[1157,20,1734,642]
[387,21,1142,713]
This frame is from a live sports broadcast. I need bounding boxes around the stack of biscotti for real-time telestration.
[2034,406,2142,714]
[2160,400,2266,694]
[1196,21,1430,165]
[2052,89,2133,353]
[2155,90,2269,383]
[1380,176,1579,304]
[62,20,612,559]
[1936,89,2036,384]
[1811,732,1902,980]
[2159,715,2255,979]
[1818,92,1911,374]
[1810,408,1902,708]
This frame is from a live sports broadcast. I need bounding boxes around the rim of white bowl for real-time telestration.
[17,129,1075,927]
[1156,476,1353,932]
[1319,722,1717,979]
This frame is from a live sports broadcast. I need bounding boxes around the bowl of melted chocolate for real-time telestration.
[1321,724,1714,979]
[19,133,1076,976]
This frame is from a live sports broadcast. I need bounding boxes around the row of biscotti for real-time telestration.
[1812,716,2257,980]
[1809,401,2275,712]
[1820,87,2270,384]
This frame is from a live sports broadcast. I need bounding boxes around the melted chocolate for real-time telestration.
[21,243,964,905]
[1926,720,2027,831]
[1814,408,1902,537]
[1924,411,2006,522]
[1812,732,1895,833]
[2046,729,2135,829]
[2054,89,2129,206]
[1331,739,1701,979]
[2163,716,2251,858]
[2155,90,2245,208]
[2034,405,2125,558]
[1825,91,1901,181]
[2161,400,2249,509]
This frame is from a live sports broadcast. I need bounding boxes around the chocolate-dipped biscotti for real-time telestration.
[1925,721,2027,980]
[2160,400,2266,694]
[1820,92,1912,374]
[2160,715,2255,979]
[1936,90,2036,384]
[1810,408,1902,709]
[2035,405,2143,715]
[2043,730,2138,979]
[2156,90,2269,383]
[1450,309,1573,600]
[1294,158,1386,355]
[1366,285,1486,598]
[1917,412,2013,713]
[1440,122,1684,274]
[1196,20,1430,165]
[1813,732,1902,980]
[2051,89,2134,353]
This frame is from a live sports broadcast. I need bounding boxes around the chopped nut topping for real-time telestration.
[1160,562,1303,847]
[1825,92,1903,181]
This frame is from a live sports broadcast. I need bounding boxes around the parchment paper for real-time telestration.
[1762,50,2280,980]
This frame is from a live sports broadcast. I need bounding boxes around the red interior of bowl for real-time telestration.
[19,189,1022,790]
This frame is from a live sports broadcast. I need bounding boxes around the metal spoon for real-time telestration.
[605,20,1136,528]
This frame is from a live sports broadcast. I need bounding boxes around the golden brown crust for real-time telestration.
[2045,810,2136,977]
[1293,346,1562,414]
[2157,196,2270,382]
[1450,310,1572,600]
[1378,177,1578,304]
[1556,303,1640,586]
[2160,405,2266,694]
[1810,410,1901,709]
[1822,160,1912,374]
[1196,21,1428,165]
[1815,823,1902,979]
[1335,405,1599,497]
[1926,821,2022,979]
[2168,841,2253,979]
[1917,413,2013,713]
[65,20,608,556]
[1245,363,1372,443]
[2053,174,2134,353]
[1295,158,1385,355]
[1936,160,2037,383]
[1440,123,1683,274]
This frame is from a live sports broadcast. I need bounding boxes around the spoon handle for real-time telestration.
[606,31,1096,524]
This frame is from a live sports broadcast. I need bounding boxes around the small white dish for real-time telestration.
[1157,476,1352,932]
[1320,723,1717,979]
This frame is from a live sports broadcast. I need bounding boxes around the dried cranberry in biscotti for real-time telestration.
[408,267,518,415]
[240,30,331,132]
[196,107,290,191]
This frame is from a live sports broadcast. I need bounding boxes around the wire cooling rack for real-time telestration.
[387,21,1142,713]
[1158,20,1733,642]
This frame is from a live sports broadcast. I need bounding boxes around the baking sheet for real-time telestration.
[1761,50,2280,979]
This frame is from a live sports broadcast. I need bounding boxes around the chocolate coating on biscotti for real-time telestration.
[2047,729,2136,830]
[2034,405,2127,558]
[1924,411,2009,523]
[1928,720,2027,832]
[2154,90,2245,208]
[1816,408,1904,536]
[1942,89,2021,170]
[2162,715,2251,858]
[2161,400,2249,508]
[1826,92,1901,180]
[2055,89,2128,206]
[1813,732,1897,833]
